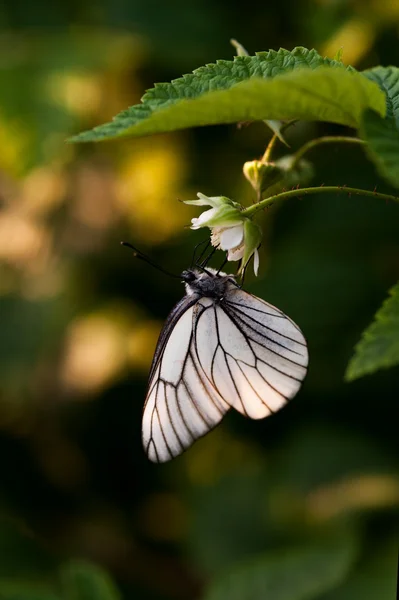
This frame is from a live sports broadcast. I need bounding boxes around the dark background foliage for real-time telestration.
[0,0,398,598]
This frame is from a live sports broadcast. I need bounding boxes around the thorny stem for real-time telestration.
[241,185,399,218]
[290,136,365,170]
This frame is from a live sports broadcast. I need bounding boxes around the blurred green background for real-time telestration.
[0,0,398,598]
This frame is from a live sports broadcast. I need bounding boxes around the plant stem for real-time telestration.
[262,133,278,162]
[290,136,365,170]
[242,185,399,218]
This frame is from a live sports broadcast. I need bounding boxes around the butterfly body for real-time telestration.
[181,268,235,299]
[143,268,308,463]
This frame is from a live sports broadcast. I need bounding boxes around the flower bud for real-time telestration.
[243,160,286,195]
[262,155,314,198]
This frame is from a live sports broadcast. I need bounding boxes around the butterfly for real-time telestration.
[142,267,308,462]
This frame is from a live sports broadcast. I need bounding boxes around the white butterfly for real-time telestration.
[142,268,308,462]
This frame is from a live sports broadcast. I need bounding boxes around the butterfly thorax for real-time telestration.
[181,268,236,299]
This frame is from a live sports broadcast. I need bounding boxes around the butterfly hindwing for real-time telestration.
[194,288,308,419]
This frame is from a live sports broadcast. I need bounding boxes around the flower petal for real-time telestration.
[184,193,230,208]
[184,199,212,206]
[253,248,259,275]
[210,227,223,248]
[219,225,244,250]
[190,207,218,229]
[199,194,227,208]
[227,244,245,261]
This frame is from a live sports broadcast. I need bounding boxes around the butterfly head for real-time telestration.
[181,268,237,299]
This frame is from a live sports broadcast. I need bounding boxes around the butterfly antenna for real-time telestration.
[121,242,181,279]
[191,239,210,268]
[199,247,216,269]
[216,256,228,275]
[193,247,217,277]
[238,262,247,288]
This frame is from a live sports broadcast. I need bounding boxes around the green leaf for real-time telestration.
[263,120,290,146]
[319,536,398,600]
[346,280,399,381]
[204,531,358,600]
[0,519,58,578]
[190,469,270,576]
[70,47,385,142]
[361,67,399,188]
[0,581,60,600]
[60,560,121,600]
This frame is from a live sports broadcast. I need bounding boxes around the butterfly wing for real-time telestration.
[142,296,230,463]
[193,289,308,419]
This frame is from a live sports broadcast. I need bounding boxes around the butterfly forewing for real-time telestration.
[142,298,229,463]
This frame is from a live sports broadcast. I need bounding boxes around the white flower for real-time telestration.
[185,193,243,230]
[184,193,262,275]
[211,224,244,257]
[211,221,261,275]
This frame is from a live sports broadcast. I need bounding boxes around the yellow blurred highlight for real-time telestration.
[19,166,66,217]
[0,115,32,177]
[0,212,51,272]
[0,164,68,296]
[138,492,187,542]
[306,474,399,521]
[21,264,67,300]
[58,161,121,254]
[117,138,191,243]
[127,320,162,371]
[38,29,145,120]
[60,305,161,396]
[185,428,263,486]
[322,19,375,66]
[72,162,120,230]
[60,314,128,395]
[47,73,102,117]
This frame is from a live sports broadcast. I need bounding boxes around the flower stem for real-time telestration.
[242,185,399,218]
[290,136,365,170]
[262,133,278,162]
